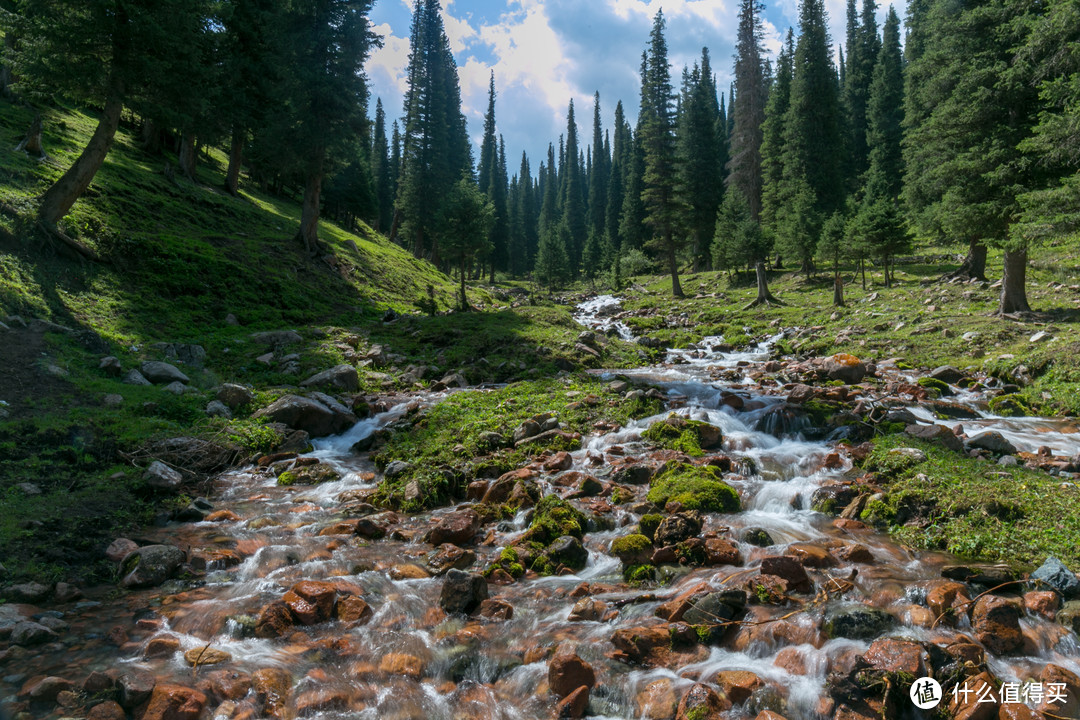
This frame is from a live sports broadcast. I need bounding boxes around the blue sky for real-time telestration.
[367,0,907,174]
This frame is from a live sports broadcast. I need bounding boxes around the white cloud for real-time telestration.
[368,22,411,103]
[441,0,478,53]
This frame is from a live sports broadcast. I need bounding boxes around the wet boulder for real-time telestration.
[680,590,747,626]
[823,354,866,384]
[1036,664,1080,718]
[254,394,356,438]
[281,580,337,625]
[704,538,742,566]
[904,423,964,453]
[117,668,157,709]
[548,645,596,699]
[653,511,703,548]
[822,603,895,639]
[428,543,477,575]
[254,602,294,638]
[742,527,775,547]
[11,620,58,646]
[971,595,1023,655]
[760,555,812,593]
[676,683,730,720]
[929,365,965,384]
[646,463,740,513]
[862,637,931,676]
[547,535,589,570]
[119,544,185,588]
[1032,556,1080,599]
[425,509,480,546]
[612,464,654,485]
[966,431,1018,455]
[439,569,488,615]
[810,484,860,515]
[610,534,653,566]
[925,581,971,624]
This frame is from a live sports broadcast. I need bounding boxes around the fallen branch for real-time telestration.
[929,578,1029,630]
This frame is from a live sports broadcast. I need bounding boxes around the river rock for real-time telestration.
[427,544,476,575]
[654,511,703,547]
[87,701,126,720]
[144,460,183,490]
[140,684,206,720]
[926,581,970,624]
[117,668,157,709]
[929,366,965,384]
[568,598,610,622]
[106,538,139,563]
[1024,590,1061,620]
[119,544,185,588]
[1032,556,1080,598]
[715,670,764,704]
[217,383,254,410]
[822,604,895,639]
[556,685,590,719]
[905,423,964,452]
[612,464,654,485]
[11,620,58,646]
[547,535,589,570]
[636,678,677,720]
[742,527,775,546]
[4,581,50,603]
[425,509,480,546]
[676,683,730,720]
[972,595,1023,654]
[184,647,232,666]
[548,645,596,699]
[966,431,1017,455]
[863,637,930,676]
[681,590,747,625]
[704,538,742,566]
[99,356,122,376]
[477,598,514,620]
[301,364,359,392]
[141,360,189,385]
[123,369,152,385]
[824,354,866,384]
[760,555,812,593]
[205,399,232,418]
[282,580,337,625]
[1036,664,1080,718]
[439,569,488,615]
[384,459,412,479]
[513,419,542,443]
[255,602,293,638]
[254,394,355,438]
[252,667,292,718]
[810,484,860,514]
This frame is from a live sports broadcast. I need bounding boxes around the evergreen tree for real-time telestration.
[864,7,904,201]
[535,145,570,289]
[727,0,769,219]
[8,0,219,235]
[516,152,538,271]
[587,93,609,258]
[439,179,494,311]
[606,100,632,250]
[638,10,684,297]
[559,99,587,274]
[677,48,724,272]
[902,0,1039,311]
[843,0,880,186]
[371,98,393,232]
[487,135,510,279]
[390,120,402,208]
[761,29,794,233]
[396,0,473,263]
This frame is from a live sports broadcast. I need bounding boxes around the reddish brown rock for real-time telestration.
[205,510,240,522]
[1037,664,1080,718]
[378,653,424,678]
[773,647,808,674]
[948,672,998,720]
[252,668,291,719]
[971,595,1023,655]
[139,684,207,720]
[556,685,590,719]
[1023,590,1060,621]
[703,538,742,566]
[282,580,337,625]
[544,451,574,472]
[106,538,139,563]
[755,712,789,720]
[477,598,514,620]
[675,683,730,720]
[926,581,971,625]
[295,688,351,715]
[255,601,294,638]
[83,671,114,693]
[635,678,677,720]
[425,509,481,546]
[20,676,74,702]
[786,543,837,568]
[862,638,930,676]
[117,669,156,709]
[714,670,764,705]
[568,598,610,622]
[548,646,596,699]
[830,543,874,564]
[202,670,252,702]
[759,556,811,592]
[335,594,372,624]
[999,703,1039,720]
[87,701,126,720]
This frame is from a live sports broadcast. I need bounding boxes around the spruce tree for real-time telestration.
[676,48,724,272]
[727,0,769,219]
[516,152,538,270]
[761,29,795,234]
[439,179,494,311]
[587,93,609,263]
[535,146,570,289]
[396,0,473,263]
[487,136,510,280]
[371,98,393,232]
[559,100,587,274]
[606,101,632,250]
[843,0,880,186]
[638,10,684,297]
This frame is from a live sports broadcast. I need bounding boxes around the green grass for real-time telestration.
[860,434,1080,567]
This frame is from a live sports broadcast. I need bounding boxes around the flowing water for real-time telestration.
[7,295,1080,719]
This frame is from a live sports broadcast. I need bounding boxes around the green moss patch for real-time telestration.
[646,463,741,512]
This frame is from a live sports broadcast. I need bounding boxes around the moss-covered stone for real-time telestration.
[276,464,340,486]
[646,463,741,513]
[641,415,723,457]
[638,513,664,541]
[522,495,588,546]
[624,564,655,585]
[917,376,951,396]
[988,394,1031,417]
[610,533,653,565]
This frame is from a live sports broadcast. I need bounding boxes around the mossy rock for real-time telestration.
[276,463,340,486]
[638,513,664,541]
[522,495,588,546]
[646,463,741,513]
[641,415,723,457]
[917,376,951,396]
[988,394,1031,417]
[624,563,655,585]
[610,533,653,565]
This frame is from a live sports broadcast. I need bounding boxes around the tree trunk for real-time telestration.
[39,89,124,228]
[774,254,783,270]
[225,128,244,196]
[0,32,15,96]
[999,248,1031,314]
[666,232,683,298]
[459,255,468,311]
[883,256,891,289]
[389,208,403,245]
[178,133,197,180]
[15,115,45,158]
[296,160,324,256]
[743,261,782,309]
[944,238,987,281]
[860,258,867,290]
[833,273,845,306]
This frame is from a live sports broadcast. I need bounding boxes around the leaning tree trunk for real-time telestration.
[459,255,469,311]
[833,273,845,307]
[296,158,324,256]
[224,128,245,196]
[999,247,1031,314]
[666,232,683,298]
[39,88,124,229]
[177,133,197,181]
[743,261,782,309]
[944,237,987,281]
